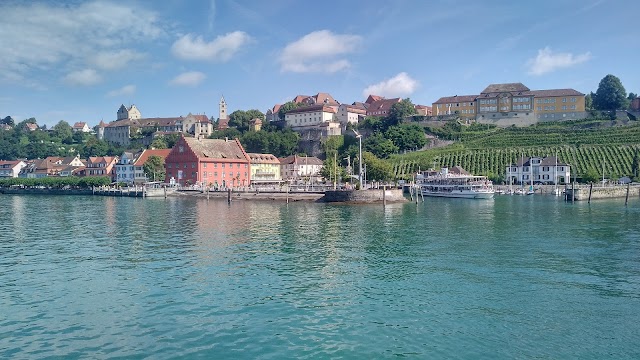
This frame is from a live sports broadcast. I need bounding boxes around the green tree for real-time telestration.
[628,92,638,100]
[278,101,301,121]
[385,124,426,152]
[593,74,629,111]
[364,133,398,158]
[387,98,417,126]
[1,116,14,126]
[632,149,639,180]
[358,116,384,132]
[582,168,600,183]
[362,152,393,181]
[82,137,109,157]
[210,127,242,140]
[143,155,166,182]
[150,137,168,149]
[228,110,263,131]
[52,120,74,144]
[585,92,594,110]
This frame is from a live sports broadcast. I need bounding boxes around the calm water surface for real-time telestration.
[1,194,639,359]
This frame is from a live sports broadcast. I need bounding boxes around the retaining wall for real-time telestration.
[323,189,407,203]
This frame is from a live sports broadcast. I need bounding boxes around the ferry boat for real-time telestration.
[416,167,494,199]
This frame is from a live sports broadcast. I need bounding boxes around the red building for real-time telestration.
[164,136,251,188]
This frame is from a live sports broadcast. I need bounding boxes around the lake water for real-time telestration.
[1,194,639,359]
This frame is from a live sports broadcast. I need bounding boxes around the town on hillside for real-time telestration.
[1,75,639,189]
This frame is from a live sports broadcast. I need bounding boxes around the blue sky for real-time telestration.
[0,0,637,128]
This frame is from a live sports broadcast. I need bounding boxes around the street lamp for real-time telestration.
[353,129,363,189]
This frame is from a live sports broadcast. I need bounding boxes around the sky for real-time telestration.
[0,0,637,128]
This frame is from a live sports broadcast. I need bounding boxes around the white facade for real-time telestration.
[115,152,137,184]
[337,104,365,126]
[0,161,26,178]
[506,156,570,185]
[285,106,337,129]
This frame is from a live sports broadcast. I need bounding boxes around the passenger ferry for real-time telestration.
[416,167,494,199]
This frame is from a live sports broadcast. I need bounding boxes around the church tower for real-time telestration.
[219,96,227,120]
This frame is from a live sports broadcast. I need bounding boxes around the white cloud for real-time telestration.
[527,47,591,76]
[92,50,146,70]
[0,1,164,86]
[107,84,136,97]
[362,72,419,98]
[63,69,102,86]
[279,30,362,73]
[171,32,252,61]
[169,71,206,87]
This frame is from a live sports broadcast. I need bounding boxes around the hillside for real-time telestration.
[390,120,640,182]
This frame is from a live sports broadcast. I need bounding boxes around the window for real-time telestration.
[571,105,577,110]
[184,164,187,168]
[203,163,207,168]
[571,97,577,102]
[222,163,225,168]
[562,106,567,110]
[562,98,567,103]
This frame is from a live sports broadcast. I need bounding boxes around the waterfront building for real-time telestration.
[506,156,570,185]
[266,104,282,122]
[0,160,27,178]
[133,149,172,184]
[432,83,586,126]
[86,156,118,181]
[72,122,91,133]
[279,155,323,184]
[631,97,640,111]
[164,136,251,188]
[19,156,86,178]
[248,153,281,185]
[115,151,140,184]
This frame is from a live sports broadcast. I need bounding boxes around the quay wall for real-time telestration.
[566,184,640,201]
[0,188,93,195]
[323,189,407,203]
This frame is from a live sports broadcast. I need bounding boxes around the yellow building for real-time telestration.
[432,83,586,126]
[248,153,281,185]
[432,95,477,119]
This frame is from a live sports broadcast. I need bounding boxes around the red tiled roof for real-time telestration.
[73,122,87,128]
[182,137,249,162]
[134,149,172,166]
[366,98,401,114]
[365,95,383,104]
[433,95,478,104]
[0,160,23,166]
[292,95,310,104]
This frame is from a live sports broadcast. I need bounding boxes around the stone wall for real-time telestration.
[567,184,640,201]
[322,189,407,203]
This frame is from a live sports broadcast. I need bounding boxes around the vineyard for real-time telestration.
[390,121,640,181]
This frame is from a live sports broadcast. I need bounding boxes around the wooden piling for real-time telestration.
[625,183,630,206]
[383,185,387,207]
[571,182,575,203]
[227,188,231,204]
[588,183,593,203]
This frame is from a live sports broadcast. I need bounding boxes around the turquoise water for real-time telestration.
[1,194,639,359]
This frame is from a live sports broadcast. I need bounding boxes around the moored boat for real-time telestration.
[416,167,494,199]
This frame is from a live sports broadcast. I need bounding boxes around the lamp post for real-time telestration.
[353,130,363,189]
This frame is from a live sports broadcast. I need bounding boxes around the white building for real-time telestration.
[285,104,339,130]
[506,156,570,185]
[337,104,366,127]
[0,160,27,178]
[115,151,139,184]
[279,155,323,184]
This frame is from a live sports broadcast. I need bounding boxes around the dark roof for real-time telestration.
[524,89,585,97]
[365,95,383,104]
[449,166,470,175]
[285,104,337,114]
[433,95,478,104]
[247,153,280,164]
[279,155,323,166]
[481,83,530,94]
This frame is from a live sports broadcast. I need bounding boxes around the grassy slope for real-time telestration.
[389,120,640,180]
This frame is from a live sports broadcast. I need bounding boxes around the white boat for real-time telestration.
[416,167,494,199]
